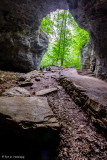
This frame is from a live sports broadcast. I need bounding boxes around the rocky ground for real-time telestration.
[0,67,107,160]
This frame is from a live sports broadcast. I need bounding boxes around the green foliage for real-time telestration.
[40,10,89,69]
[41,15,54,34]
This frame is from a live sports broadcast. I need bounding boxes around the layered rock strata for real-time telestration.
[81,43,91,70]
[59,69,107,131]
[68,0,107,80]
[0,96,60,159]
[0,0,107,79]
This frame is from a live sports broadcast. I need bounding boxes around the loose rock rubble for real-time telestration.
[0,68,107,159]
[59,68,107,131]
[48,89,107,160]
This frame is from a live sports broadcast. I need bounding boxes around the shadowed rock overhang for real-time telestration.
[0,0,107,80]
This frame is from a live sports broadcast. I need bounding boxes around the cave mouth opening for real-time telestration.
[40,9,89,70]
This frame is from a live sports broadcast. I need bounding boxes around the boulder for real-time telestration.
[18,70,40,81]
[0,96,60,159]
[0,96,60,128]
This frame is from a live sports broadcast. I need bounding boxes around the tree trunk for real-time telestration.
[61,10,67,66]
[57,11,65,64]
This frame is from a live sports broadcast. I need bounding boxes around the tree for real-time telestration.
[40,9,89,68]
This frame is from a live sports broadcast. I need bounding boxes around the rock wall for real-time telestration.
[67,0,107,80]
[59,77,107,132]
[59,68,107,132]
[0,29,48,72]
[81,43,91,70]
[90,49,96,73]
[81,42,97,73]
[0,0,107,79]
[0,0,68,72]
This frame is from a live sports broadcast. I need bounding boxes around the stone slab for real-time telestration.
[36,88,58,96]
[0,97,60,129]
[60,68,107,106]
[2,87,30,97]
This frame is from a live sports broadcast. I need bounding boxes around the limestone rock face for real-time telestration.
[0,0,67,72]
[0,29,48,72]
[81,43,97,73]
[90,49,96,73]
[81,43,91,69]
[68,0,107,80]
[0,0,107,79]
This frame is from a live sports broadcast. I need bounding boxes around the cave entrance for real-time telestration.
[40,9,89,70]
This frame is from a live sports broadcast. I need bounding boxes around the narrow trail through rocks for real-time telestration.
[28,69,106,160]
[48,89,106,160]
[0,68,107,160]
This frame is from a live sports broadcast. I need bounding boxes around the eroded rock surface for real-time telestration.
[68,0,107,79]
[59,68,107,130]
[0,96,60,159]
[81,43,92,70]
[0,0,67,72]
[0,96,60,129]
[0,0,107,79]
[0,68,106,159]
[2,87,30,97]
[0,29,48,72]
[18,70,41,81]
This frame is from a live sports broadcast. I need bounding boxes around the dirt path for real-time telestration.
[48,88,106,160]
[0,68,107,159]
[28,69,106,160]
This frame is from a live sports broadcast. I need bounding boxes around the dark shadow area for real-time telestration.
[0,113,60,160]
